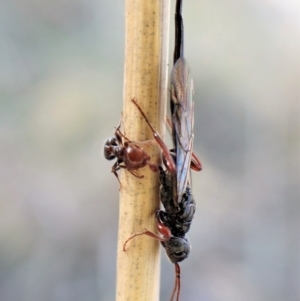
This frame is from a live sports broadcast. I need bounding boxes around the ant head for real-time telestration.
[104,137,118,160]
[161,237,190,263]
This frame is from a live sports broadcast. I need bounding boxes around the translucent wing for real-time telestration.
[170,57,194,206]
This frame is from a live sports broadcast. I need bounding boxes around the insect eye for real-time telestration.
[104,145,116,160]
[105,137,118,147]
[174,251,185,257]
[110,137,118,146]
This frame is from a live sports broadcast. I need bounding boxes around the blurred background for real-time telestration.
[0,0,299,300]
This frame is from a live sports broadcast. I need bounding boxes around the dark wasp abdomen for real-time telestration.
[158,166,196,238]
[157,185,195,238]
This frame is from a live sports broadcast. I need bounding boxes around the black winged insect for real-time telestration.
[123,0,202,300]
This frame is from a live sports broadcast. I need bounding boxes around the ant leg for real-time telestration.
[131,139,156,147]
[131,98,176,175]
[115,128,124,145]
[113,118,128,145]
[115,127,131,143]
[117,164,144,179]
[111,162,122,189]
[127,169,144,179]
[148,162,159,172]
[116,124,156,148]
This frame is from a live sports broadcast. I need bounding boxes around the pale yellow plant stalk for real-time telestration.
[115,1,170,301]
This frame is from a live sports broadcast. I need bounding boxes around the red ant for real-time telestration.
[104,98,176,185]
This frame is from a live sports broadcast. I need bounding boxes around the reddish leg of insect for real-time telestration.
[147,162,159,172]
[128,169,144,178]
[123,229,168,252]
[130,139,157,147]
[191,152,202,171]
[112,163,144,190]
[116,164,144,179]
[111,161,122,188]
[170,263,181,301]
[131,98,176,175]
[116,123,156,148]
[115,126,131,144]
[114,124,125,145]
[123,214,172,251]
[166,117,202,171]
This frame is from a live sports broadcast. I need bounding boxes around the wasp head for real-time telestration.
[161,236,190,263]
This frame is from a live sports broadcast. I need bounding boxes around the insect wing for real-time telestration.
[170,57,194,204]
